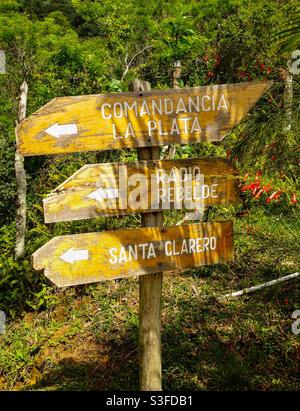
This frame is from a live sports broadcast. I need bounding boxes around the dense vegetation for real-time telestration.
[0,0,299,391]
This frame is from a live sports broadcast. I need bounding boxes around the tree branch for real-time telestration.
[121,45,153,82]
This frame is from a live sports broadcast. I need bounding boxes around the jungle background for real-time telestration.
[0,0,299,391]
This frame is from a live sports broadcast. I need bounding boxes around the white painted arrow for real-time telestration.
[45,122,78,138]
[60,247,89,264]
[86,187,119,202]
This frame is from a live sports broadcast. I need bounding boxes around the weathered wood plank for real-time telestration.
[32,222,234,287]
[43,157,240,223]
[16,82,271,156]
[132,79,164,392]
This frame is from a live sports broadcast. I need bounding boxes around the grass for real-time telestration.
[0,205,299,391]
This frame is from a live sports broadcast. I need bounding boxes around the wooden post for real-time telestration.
[131,79,163,391]
[169,61,182,158]
[161,61,182,159]
[172,60,182,89]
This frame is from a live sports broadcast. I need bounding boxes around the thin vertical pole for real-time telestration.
[131,79,163,391]
[15,81,28,259]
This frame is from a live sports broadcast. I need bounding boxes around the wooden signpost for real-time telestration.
[43,157,240,223]
[18,78,271,391]
[16,81,271,156]
[32,222,233,287]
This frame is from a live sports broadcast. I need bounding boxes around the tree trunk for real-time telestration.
[14,81,28,260]
[283,59,293,131]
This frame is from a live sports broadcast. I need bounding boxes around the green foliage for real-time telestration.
[0,0,298,320]
[0,135,16,222]
[19,0,77,23]
[0,0,298,393]
[272,1,300,52]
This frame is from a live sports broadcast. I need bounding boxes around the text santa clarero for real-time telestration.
[108,235,217,265]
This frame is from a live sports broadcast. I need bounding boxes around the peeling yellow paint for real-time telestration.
[32,222,234,287]
[16,82,271,156]
[43,158,240,223]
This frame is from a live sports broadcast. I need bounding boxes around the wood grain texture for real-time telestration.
[16,82,272,156]
[43,157,240,223]
[32,222,234,287]
[133,79,164,392]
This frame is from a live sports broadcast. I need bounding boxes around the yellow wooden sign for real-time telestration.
[32,221,233,287]
[16,82,271,156]
[43,157,240,223]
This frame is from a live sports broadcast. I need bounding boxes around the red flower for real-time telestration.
[273,191,282,200]
[252,182,260,195]
[263,184,271,193]
[292,192,297,204]
[255,171,262,180]
[204,55,209,61]
[247,182,258,190]
[216,60,220,66]
[267,191,278,203]
[243,171,249,182]
[254,188,264,199]
[271,155,277,160]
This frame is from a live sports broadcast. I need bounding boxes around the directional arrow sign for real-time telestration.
[86,187,119,202]
[43,157,240,223]
[45,123,78,138]
[16,81,271,156]
[60,247,89,264]
[32,222,233,287]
